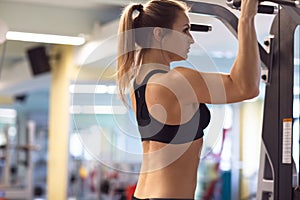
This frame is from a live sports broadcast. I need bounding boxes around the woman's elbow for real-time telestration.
[243,87,260,100]
[250,88,260,99]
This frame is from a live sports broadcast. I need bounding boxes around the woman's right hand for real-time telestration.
[240,0,259,18]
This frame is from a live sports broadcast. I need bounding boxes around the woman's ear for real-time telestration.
[153,27,164,42]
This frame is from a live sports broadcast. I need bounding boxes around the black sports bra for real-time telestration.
[133,69,211,144]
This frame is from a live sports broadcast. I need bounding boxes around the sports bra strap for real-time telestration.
[134,69,168,89]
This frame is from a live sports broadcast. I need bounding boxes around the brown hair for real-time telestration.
[117,0,189,104]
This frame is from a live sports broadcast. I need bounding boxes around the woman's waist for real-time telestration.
[139,169,198,185]
[140,153,200,174]
[140,140,202,171]
[135,171,197,199]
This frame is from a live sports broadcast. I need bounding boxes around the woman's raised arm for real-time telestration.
[165,0,261,104]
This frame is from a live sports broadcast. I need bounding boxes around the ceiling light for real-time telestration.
[6,31,85,46]
[69,84,117,94]
[0,108,17,118]
[69,105,127,115]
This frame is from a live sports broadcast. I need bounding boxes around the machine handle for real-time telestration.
[226,0,299,13]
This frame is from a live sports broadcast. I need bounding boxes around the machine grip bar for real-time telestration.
[190,24,212,32]
[227,0,300,11]
[258,4,278,14]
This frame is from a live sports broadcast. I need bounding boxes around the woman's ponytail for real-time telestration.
[117,4,142,104]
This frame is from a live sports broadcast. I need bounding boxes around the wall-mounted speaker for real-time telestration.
[26,46,51,76]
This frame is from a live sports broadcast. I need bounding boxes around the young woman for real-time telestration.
[117,0,260,199]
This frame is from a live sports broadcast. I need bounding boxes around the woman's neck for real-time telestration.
[142,49,171,68]
[135,49,170,82]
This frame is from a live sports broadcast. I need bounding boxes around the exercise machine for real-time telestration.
[184,0,300,199]
[0,121,38,199]
[227,1,300,199]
